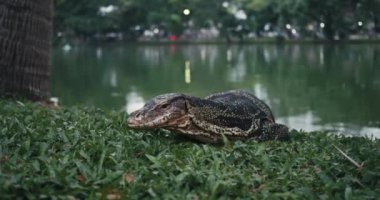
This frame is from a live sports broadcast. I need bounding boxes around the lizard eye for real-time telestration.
[160,103,170,109]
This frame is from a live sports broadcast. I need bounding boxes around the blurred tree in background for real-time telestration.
[53,0,380,43]
[54,0,120,40]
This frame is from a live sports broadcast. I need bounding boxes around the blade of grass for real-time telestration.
[333,144,363,171]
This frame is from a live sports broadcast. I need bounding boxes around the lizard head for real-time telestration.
[127,93,190,129]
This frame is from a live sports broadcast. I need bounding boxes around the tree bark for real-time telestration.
[0,0,52,100]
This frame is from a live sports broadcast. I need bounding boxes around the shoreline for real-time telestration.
[54,38,380,47]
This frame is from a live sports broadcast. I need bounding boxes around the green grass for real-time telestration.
[0,100,379,199]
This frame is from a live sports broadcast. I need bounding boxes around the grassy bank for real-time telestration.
[0,100,379,199]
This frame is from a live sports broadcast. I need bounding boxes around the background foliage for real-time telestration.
[53,0,380,41]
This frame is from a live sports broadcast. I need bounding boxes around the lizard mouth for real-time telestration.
[127,116,169,128]
[127,117,141,127]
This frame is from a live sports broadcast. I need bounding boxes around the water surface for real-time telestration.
[52,44,380,138]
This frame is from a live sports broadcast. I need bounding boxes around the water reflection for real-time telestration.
[184,61,191,84]
[96,47,103,59]
[277,113,380,138]
[125,91,145,114]
[108,68,118,87]
[52,44,380,138]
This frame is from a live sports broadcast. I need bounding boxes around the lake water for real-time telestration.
[52,44,380,138]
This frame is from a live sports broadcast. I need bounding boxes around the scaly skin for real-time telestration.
[127,90,289,143]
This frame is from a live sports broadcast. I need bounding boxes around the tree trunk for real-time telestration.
[0,0,52,100]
